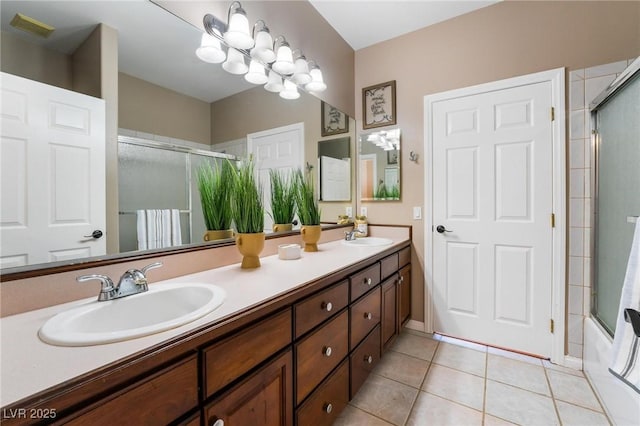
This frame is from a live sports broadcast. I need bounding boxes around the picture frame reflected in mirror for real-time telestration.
[321,101,349,136]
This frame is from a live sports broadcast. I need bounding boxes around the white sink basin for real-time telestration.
[39,283,226,347]
[342,237,394,247]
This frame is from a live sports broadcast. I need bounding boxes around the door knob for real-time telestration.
[436,225,452,234]
[84,230,103,239]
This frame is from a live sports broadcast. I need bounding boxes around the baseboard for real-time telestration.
[405,320,425,332]
[563,355,584,371]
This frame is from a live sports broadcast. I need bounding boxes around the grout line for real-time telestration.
[542,365,563,425]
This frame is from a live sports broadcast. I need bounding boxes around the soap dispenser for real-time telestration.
[354,215,368,237]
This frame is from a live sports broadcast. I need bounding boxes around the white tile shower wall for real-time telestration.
[566,58,636,359]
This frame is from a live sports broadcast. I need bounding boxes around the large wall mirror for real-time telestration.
[0,0,355,274]
[359,128,401,201]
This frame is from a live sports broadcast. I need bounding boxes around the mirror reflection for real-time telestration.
[359,128,401,201]
[318,136,351,202]
[0,1,354,272]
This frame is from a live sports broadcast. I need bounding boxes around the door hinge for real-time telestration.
[550,319,555,333]
[551,107,555,121]
[551,213,555,228]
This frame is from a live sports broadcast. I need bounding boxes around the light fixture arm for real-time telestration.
[203,14,227,38]
[252,19,269,37]
[227,1,244,23]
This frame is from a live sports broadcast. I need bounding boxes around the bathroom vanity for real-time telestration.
[0,234,411,425]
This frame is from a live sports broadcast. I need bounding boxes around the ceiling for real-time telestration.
[1,1,500,104]
[309,0,500,50]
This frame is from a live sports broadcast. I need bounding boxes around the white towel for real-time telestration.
[610,220,640,394]
[136,209,182,250]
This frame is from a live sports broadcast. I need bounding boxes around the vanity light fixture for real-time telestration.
[196,31,226,64]
[272,35,295,75]
[222,47,248,75]
[250,20,276,63]
[305,60,327,92]
[224,1,254,49]
[264,70,284,92]
[291,50,312,85]
[245,59,268,84]
[279,79,300,100]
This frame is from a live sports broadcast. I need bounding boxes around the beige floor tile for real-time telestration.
[333,404,394,426]
[546,370,603,411]
[487,346,543,366]
[350,374,418,426]
[433,342,487,377]
[422,364,485,410]
[406,392,483,426]
[556,401,611,426]
[391,332,439,361]
[483,414,519,425]
[542,359,585,377]
[485,380,559,425]
[373,350,430,388]
[434,334,488,353]
[487,354,550,396]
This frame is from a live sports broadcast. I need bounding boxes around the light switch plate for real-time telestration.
[413,206,422,220]
[346,207,353,217]
[360,207,368,217]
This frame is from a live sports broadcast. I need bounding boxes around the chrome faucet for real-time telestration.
[344,230,357,241]
[77,262,163,301]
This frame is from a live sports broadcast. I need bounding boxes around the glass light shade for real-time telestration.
[222,48,248,75]
[264,70,284,92]
[291,57,311,85]
[224,9,254,49]
[305,67,327,92]
[244,60,268,84]
[196,33,226,64]
[272,44,295,75]
[251,30,276,63]
[279,79,300,100]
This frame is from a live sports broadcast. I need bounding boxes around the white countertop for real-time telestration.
[0,238,408,407]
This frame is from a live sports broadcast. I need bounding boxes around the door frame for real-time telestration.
[423,68,567,364]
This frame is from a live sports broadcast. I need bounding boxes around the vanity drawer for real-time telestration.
[399,246,411,268]
[350,263,381,301]
[350,286,381,350]
[296,359,349,426]
[203,308,292,398]
[380,253,399,280]
[350,325,381,399]
[294,280,348,338]
[64,355,198,425]
[295,310,348,405]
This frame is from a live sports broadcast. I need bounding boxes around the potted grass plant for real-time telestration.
[269,169,297,232]
[294,169,322,252]
[230,157,265,268]
[196,160,234,241]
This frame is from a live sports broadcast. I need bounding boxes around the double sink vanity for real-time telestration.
[1,227,411,425]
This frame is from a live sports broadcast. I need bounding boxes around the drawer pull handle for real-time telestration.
[211,419,224,426]
[323,403,333,414]
[364,355,373,364]
[321,301,333,312]
[364,312,373,320]
[364,277,372,286]
[323,346,332,357]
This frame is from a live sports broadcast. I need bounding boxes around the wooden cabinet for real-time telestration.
[62,355,198,426]
[295,360,349,426]
[350,326,381,398]
[294,280,348,338]
[204,350,293,426]
[381,275,398,352]
[398,265,411,329]
[349,263,381,301]
[349,286,381,350]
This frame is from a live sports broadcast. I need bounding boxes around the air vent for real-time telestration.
[10,13,55,38]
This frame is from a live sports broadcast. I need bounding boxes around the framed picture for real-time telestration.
[362,80,396,129]
[321,102,349,136]
[387,150,398,165]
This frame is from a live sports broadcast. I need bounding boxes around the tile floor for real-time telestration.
[335,329,610,426]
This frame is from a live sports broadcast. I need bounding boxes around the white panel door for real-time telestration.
[1,72,106,268]
[247,123,304,231]
[431,81,553,356]
[320,155,350,201]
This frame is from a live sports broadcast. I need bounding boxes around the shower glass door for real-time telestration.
[592,69,640,335]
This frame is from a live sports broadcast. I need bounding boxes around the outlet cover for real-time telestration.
[346,206,353,217]
[360,207,368,217]
[413,206,422,220]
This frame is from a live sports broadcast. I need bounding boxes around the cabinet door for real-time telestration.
[204,350,293,426]
[398,265,411,329]
[381,275,397,352]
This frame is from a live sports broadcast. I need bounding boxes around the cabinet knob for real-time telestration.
[364,312,372,320]
[321,301,333,312]
[364,355,373,364]
[323,403,333,414]
[211,419,224,426]
[399,276,404,284]
[323,346,332,357]
[364,277,372,286]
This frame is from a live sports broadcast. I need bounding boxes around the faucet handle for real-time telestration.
[77,274,115,301]
[141,262,163,275]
